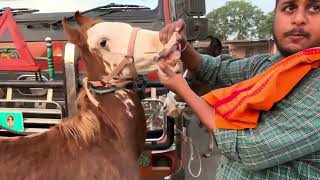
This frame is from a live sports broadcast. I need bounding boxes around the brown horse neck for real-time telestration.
[58,88,141,147]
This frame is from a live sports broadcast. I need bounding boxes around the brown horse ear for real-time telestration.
[62,17,82,45]
[75,11,92,26]
[74,11,100,30]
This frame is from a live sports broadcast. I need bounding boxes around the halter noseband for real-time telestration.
[83,27,141,107]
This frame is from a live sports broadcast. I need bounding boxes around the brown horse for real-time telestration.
[0,12,180,180]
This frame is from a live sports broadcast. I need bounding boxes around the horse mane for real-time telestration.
[58,91,101,145]
[58,110,101,145]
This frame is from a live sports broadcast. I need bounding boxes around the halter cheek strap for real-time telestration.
[102,27,140,83]
[126,27,140,80]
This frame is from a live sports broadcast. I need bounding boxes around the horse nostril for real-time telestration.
[100,40,107,47]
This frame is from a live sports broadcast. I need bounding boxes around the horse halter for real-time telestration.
[83,27,141,107]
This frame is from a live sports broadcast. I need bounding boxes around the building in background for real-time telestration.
[224,39,277,58]
[193,39,277,58]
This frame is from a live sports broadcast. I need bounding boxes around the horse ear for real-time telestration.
[62,17,82,45]
[75,11,92,26]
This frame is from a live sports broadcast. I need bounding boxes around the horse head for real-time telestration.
[62,12,180,82]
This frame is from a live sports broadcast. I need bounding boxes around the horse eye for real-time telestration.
[100,40,107,47]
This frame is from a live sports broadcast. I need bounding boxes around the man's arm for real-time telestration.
[194,54,272,89]
[159,19,203,74]
[156,53,274,132]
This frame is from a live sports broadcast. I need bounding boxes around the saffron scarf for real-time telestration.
[203,47,320,130]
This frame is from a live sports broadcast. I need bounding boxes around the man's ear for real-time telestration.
[62,17,82,45]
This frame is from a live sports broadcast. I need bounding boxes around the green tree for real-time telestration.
[257,11,275,39]
[206,0,265,40]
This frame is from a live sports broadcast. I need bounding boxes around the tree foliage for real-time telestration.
[206,0,274,40]
[257,11,275,39]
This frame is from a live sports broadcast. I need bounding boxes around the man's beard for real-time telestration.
[273,35,296,57]
[273,29,320,57]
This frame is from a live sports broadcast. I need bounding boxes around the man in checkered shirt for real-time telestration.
[158,0,320,179]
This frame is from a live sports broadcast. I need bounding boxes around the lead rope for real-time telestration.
[173,70,202,178]
[175,128,202,178]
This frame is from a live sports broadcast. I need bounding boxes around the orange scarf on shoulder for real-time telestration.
[203,47,320,130]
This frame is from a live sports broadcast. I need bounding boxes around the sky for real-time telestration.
[206,0,276,14]
[1,0,276,14]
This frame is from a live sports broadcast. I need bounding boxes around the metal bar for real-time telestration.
[145,80,164,88]
[45,37,55,80]
[22,128,48,134]
[6,87,12,100]
[0,108,61,114]
[0,80,64,88]
[46,88,53,102]
[0,99,61,103]
[23,118,61,124]
[63,43,78,117]
[151,88,157,98]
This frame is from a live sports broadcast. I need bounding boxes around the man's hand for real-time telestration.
[159,19,187,47]
[158,32,182,65]
[159,19,202,74]
[157,60,188,94]
[158,19,188,94]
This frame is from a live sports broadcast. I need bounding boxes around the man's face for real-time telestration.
[274,0,320,57]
